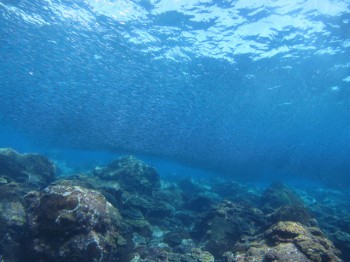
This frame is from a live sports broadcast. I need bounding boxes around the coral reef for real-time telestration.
[0,148,349,261]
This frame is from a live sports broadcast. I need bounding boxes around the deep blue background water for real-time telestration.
[1,0,350,188]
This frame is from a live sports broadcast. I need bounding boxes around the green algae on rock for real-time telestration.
[235,221,342,262]
[0,200,27,262]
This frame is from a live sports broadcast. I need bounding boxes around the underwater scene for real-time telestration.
[1,0,350,261]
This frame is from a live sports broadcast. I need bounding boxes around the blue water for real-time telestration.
[1,0,350,187]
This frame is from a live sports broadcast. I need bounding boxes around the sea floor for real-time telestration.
[0,148,349,261]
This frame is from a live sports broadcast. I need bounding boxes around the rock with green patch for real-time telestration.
[234,221,341,261]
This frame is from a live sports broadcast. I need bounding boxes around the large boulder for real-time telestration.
[0,148,55,191]
[93,156,160,195]
[261,183,305,211]
[0,148,56,261]
[25,184,124,262]
[191,200,267,259]
[211,181,260,206]
[57,173,178,234]
[234,221,342,261]
[270,204,313,226]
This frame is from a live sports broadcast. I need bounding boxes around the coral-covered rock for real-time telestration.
[0,181,29,201]
[186,194,216,212]
[163,231,190,248]
[308,190,350,262]
[124,217,152,238]
[94,156,160,195]
[0,148,55,190]
[211,181,260,206]
[265,221,309,243]
[0,148,56,261]
[259,243,308,262]
[0,200,26,231]
[330,231,350,262]
[234,221,341,261]
[154,183,186,210]
[171,248,214,262]
[191,200,267,259]
[270,204,313,225]
[0,200,27,262]
[133,247,214,262]
[55,174,125,209]
[178,179,205,198]
[261,183,305,211]
[25,185,123,262]
[58,172,177,232]
[174,210,196,227]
